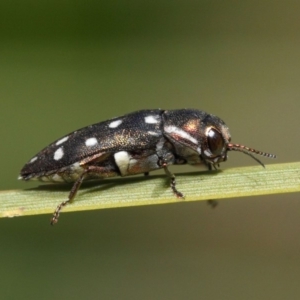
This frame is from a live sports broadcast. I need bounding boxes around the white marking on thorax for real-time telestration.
[114,151,130,175]
[108,119,123,128]
[164,125,198,145]
[29,156,38,163]
[85,137,98,147]
[56,136,69,146]
[54,147,64,160]
[145,115,160,124]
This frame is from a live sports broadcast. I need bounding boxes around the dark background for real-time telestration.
[1,1,299,299]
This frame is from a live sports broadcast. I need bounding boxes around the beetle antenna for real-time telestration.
[227,143,276,168]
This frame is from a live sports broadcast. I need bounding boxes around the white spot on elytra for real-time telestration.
[29,156,38,163]
[85,137,98,147]
[145,115,160,124]
[114,151,130,175]
[109,119,122,128]
[54,147,64,161]
[56,136,69,146]
[164,125,198,145]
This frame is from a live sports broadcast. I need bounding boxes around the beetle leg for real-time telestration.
[158,158,184,199]
[50,172,86,225]
[50,165,113,225]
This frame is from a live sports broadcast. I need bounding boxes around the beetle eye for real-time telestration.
[207,128,225,156]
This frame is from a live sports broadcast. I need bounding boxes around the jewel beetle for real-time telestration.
[19,109,276,224]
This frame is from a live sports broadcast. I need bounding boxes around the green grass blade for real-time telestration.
[0,162,299,218]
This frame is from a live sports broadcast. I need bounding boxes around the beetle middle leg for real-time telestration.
[158,158,184,199]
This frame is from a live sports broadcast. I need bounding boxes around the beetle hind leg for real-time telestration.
[50,164,118,225]
[50,170,87,225]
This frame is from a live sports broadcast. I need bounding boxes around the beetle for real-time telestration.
[19,109,276,225]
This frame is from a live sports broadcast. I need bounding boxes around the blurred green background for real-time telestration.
[1,1,300,299]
